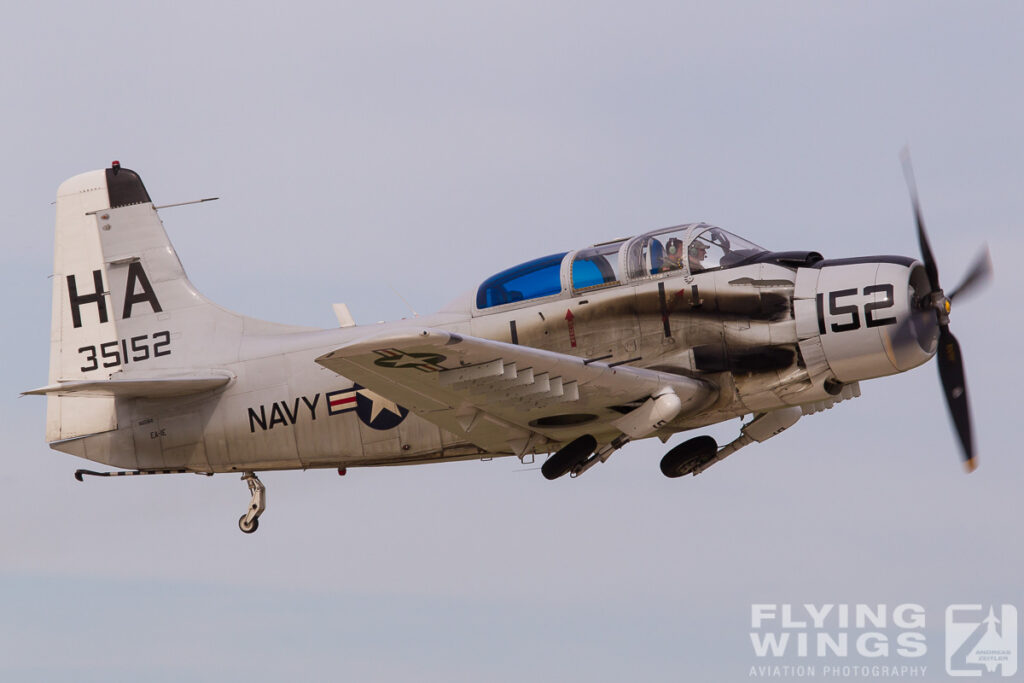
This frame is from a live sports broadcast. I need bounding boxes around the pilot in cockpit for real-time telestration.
[661,235,709,274]
[688,240,708,273]
[662,237,685,272]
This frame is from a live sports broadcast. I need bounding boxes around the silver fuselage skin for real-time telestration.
[39,169,936,473]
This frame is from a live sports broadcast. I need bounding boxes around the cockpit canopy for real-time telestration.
[475,252,567,309]
[621,223,766,281]
[476,223,767,310]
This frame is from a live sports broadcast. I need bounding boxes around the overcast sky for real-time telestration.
[1,2,1022,682]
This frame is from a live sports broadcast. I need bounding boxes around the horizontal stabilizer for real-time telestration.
[23,370,233,398]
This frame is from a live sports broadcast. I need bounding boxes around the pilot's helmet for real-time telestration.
[665,237,684,257]
[689,241,708,259]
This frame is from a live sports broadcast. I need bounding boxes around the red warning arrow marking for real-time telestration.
[565,309,577,348]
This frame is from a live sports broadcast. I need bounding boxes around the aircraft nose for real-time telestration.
[798,258,940,383]
[880,261,940,372]
[904,262,941,355]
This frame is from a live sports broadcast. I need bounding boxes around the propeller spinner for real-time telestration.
[900,149,993,472]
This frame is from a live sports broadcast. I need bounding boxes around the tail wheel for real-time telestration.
[238,515,259,534]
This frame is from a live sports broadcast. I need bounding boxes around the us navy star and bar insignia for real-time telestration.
[372,348,447,372]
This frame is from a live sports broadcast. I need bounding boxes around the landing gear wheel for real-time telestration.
[542,434,598,480]
[237,472,266,534]
[660,435,718,478]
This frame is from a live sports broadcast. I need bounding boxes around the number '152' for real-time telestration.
[816,285,897,334]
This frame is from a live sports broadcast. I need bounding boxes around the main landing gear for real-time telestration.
[238,472,266,534]
[542,388,683,480]
[542,407,804,481]
[541,434,630,480]
[541,435,597,479]
[660,406,804,478]
[660,435,719,477]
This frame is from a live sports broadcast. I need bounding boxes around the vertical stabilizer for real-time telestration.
[45,163,305,444]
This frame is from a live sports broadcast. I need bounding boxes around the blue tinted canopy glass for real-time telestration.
[476,252,568,309]
[571,240,625,292]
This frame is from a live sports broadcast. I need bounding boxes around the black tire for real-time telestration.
[660,435,718,478]
[542,434,598,480]
[238,515,259,534]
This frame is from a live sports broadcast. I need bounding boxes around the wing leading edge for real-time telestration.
[315,328,717,457]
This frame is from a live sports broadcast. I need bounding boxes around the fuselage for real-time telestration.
[52,248,936,474]
[38,169,939,474]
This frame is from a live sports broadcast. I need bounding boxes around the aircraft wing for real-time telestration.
[315,328,716,456]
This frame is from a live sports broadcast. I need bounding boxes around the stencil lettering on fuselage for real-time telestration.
[247,384,408,433]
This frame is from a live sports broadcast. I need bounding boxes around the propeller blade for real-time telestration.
[949,245,993,302]
[935,325,975,471]
[900,148,941,291]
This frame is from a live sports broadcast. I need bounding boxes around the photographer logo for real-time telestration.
[945,605,1018,677]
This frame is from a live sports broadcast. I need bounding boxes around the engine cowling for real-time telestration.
[794,258,938,383]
